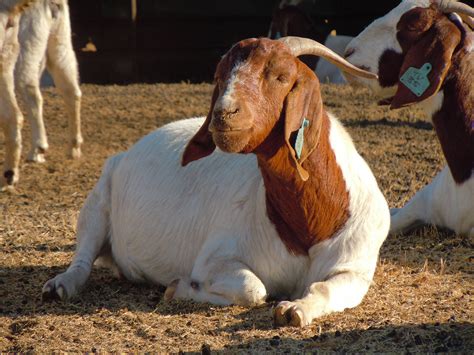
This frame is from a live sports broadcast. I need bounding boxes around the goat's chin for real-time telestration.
[212,131,251,154]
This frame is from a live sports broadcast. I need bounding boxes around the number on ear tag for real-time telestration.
[400,63,432,97]
[295,118,310,160]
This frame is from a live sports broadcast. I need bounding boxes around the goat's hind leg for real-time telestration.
[46,24,82,159]
[0,81,23,189]
[42,155,121,300]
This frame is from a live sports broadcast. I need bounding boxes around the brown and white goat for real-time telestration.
[345,0,473,237]
[43,37,389,327]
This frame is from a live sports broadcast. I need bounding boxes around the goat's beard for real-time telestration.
[212,130,252,154]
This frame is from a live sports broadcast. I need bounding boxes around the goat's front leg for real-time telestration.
[274,271,371,327]
[164,237,267,306]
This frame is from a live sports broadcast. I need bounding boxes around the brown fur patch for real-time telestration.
[258,112,350,255]
[432,33,474,183]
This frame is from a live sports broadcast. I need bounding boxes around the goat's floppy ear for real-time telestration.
[283,74,322,181]
[181,86,219,166]
[391,17,461,109]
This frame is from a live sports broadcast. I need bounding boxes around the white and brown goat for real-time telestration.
[345,0,473,237]
[0,0,82,189]
[42,37,389,327]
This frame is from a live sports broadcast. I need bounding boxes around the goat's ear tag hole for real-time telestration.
[294,118,310,160]
[400,63,432,97]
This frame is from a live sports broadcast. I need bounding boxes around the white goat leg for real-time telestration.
[0,72,23,188]
[274,271,370,327]
[16,5,49,163]
[42,154,121,300]
[165,237,267,306]
[390,182,434,235]
[45,4,82,159]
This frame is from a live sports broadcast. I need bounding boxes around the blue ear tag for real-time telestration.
[294,118,310,160]
[399,63,432,97]
[275,31,282,39]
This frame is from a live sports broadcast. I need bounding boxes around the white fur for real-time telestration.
[43,112,389,326]
[315,35,353,84]
[0,0,81,188]
[345,0,474,237]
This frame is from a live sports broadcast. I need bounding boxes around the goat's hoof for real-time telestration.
[164,279,180,301]
[1,184,16,193]
[42,278,69,301]
[27,151,46,163]
[69,147,82,159]
[273,301,308,327]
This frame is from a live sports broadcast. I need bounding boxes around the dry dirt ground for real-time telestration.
[0,83,472,353]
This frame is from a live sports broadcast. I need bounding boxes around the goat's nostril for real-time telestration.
[344,47,356,59]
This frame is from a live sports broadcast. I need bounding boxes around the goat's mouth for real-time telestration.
[210,128,252,153]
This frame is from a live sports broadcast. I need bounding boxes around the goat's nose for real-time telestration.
[213,106,240,120]
[344,47,356,59]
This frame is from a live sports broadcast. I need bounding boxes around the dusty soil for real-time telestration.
[0,83,472,353]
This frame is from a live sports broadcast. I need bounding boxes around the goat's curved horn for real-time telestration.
[278,36,378,79]
[437,1,474,29]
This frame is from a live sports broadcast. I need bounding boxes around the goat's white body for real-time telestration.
[391,166,474,237]
[44,115,389,321]
[0,0,81,187]
[391,93,474,237]
[315,35,353,84]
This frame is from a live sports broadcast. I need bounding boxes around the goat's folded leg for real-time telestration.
[390,182,433,235]
[274,271,371,327]
[164,237,267,306]
[164,259,267,306]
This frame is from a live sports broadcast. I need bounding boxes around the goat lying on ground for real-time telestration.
[42,36,389,327]
[344,0,473,237]
[0,0,82,188]
[268,2,353,83]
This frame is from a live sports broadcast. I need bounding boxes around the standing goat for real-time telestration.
[42,37,389,327]
[268,2,353,83]
[0,0,82,189]
[344,0,473,237]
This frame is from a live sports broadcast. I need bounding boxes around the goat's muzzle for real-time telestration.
[208,106,253,153]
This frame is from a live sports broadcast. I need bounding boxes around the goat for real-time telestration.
[344,0,474,237]
[42,37,389,327]
[0,0,82,188]
[268,2,354,83]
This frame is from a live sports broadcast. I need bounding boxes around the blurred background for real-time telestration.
[70,0,403,83]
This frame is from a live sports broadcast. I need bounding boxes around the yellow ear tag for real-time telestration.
[400,63,432,97]
[294,118,310,160]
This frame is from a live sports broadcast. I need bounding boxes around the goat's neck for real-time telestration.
[426,32,474,184]
[256,112,350,255]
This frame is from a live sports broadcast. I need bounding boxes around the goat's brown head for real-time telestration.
[182,37,377,180]
[345,0,474,108]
